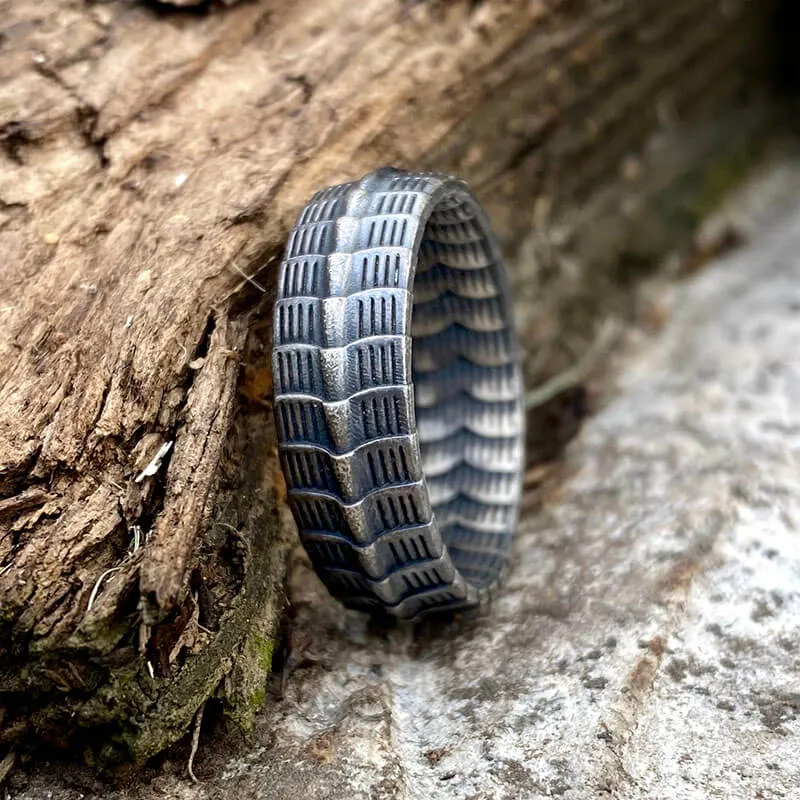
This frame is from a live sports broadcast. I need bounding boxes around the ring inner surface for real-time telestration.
[412,192,523,589]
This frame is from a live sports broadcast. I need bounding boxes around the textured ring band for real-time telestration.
[273,167,524,619]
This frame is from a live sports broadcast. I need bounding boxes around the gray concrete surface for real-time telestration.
[16,162,800,799]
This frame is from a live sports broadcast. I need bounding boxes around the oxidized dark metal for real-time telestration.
[273,168,524,618]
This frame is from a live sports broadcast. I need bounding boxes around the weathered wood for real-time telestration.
[0,0,775,764]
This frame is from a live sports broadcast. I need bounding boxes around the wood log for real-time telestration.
[0,0,776,765]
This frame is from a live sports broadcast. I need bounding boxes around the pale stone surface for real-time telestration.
[17,164,800,799]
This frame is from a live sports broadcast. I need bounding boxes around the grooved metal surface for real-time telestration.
[273,168,524,618]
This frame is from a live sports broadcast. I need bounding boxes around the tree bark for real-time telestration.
[0,0,775,765]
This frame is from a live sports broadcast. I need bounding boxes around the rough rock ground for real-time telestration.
[17,160,800,799]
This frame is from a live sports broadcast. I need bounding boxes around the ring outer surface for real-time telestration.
[272,167,524,619]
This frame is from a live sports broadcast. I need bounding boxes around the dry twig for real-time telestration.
[187,702,206,784]
[525,319,621,410]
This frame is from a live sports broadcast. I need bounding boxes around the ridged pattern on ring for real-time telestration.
[273,168,524,618]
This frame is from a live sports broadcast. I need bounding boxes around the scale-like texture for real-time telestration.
[274,169,524,617]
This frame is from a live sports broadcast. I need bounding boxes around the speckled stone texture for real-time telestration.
[16,163,800,799]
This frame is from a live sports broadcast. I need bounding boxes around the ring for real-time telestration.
[273,167,524,618]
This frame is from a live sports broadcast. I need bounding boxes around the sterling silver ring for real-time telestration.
[273,167,524,619]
